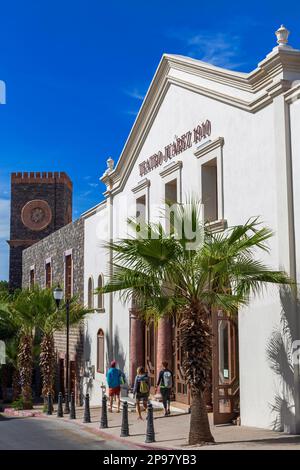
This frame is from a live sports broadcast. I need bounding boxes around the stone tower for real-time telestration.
[8,171,73,290]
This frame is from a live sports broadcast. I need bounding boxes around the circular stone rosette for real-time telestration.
[21,199,52,231]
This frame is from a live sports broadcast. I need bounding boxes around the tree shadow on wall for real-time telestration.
[266,286,299,432]
[82,323,94,399]
[75,324,85,406]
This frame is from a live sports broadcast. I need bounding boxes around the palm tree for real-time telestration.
[98,201,292,445]
[1,287,91,407]
[5,338,21,401]
[33,287,91,403]
[0,291,19,402]
[9,289,39,409]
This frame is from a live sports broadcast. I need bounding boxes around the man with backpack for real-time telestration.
[106,360,122,413]
[133,366,150,420]
[155,361,173,416]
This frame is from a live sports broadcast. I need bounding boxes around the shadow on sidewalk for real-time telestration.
[214,435,300,446]
[0,415,30,422]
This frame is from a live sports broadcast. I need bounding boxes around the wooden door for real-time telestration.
[145,321,156,393]
[174,319,190,405]
[70,361,76,395]
[212,309,239,424]
[59,359,65,395]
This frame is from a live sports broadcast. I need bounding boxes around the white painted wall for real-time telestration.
[82,49,300,428]
[83,202,110,406]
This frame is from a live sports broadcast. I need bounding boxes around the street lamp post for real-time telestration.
[53,286,70,406]
[65,298,70,403]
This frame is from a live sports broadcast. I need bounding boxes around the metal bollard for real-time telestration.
[64,392,70,414]
[57,392,63,418]
[69,392,76,419]
[100,394,108,428]
[47,392,52,415]
[83,393,91,423]
[120,401,129,437]
[145,402,155,443]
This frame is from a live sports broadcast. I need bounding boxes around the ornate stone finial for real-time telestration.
[106,157,114,172]
[275,25,290,47]
[100,156,115,185]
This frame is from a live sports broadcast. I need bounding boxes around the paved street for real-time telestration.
[0,414,133,450]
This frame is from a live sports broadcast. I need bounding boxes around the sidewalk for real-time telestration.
[5,404,300,450]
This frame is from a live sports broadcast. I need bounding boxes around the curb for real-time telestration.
[3,408,43,418]
[41,414,176,451]
[2,407,179,450]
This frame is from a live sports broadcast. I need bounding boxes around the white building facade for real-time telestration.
[82,26,300,433]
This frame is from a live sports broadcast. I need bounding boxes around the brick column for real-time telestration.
[129,310,145,387]
[156,317,173,378]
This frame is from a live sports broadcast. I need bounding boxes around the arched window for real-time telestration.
[97,329,105,373]
[97,274,104,310]
[88,277,94,309]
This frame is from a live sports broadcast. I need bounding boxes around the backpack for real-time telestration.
[139,377,149,394]
[163,370,173,389]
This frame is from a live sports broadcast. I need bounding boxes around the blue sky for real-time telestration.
[0,0,299,280]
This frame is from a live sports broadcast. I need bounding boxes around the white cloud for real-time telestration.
[88,182,98,188]
[0,198,10,239]
[125,88,145,101]
[80,190,93,198]
[124,110,139,117]
[169,30,244,70]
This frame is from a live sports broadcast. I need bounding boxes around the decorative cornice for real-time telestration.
[159,161,183,178]
[131,178,150,194]
[206,219,227,233]
[7,240,37,248]
[194,137,224,159]
[100,48,300,197]
[284,82,300,103]
[81,200,107,219]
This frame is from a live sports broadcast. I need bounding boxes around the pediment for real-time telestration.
[102,48,300,195]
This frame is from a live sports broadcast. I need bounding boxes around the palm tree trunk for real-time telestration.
[179,304,214,445]
[18,334,33,409]
[40,333,55,402]
[12,367,21,401]
[189,387,214,444]
[1,365,8,402]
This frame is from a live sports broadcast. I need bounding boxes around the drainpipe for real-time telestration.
[284,98,300,434]
[108,190,114,362]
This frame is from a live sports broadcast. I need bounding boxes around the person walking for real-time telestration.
[106,360,122,413]
[133,366,150,420]
[155,361,173,416]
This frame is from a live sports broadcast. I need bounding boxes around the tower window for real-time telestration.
[165,179,177,234]
[165,179,177,204]
[97,329,105,373]
[45,262,52,288]
[202,158,218,222]
[65,254,73,299]
[136,195,146,227]
[97,275,104,310]
[88,277,94,309]
[30,268,35,290]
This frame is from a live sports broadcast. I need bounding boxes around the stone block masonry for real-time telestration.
[9,171,73,290]
[22,218,84,403]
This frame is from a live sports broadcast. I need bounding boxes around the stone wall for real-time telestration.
[9,171,73,290]
[22,218,84,402]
